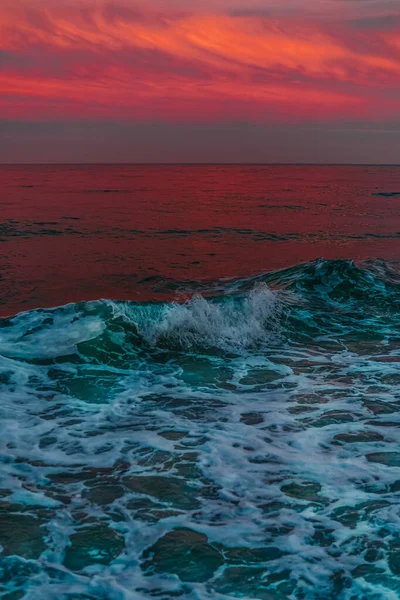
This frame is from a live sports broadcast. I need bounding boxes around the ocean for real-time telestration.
[0,165,399,599]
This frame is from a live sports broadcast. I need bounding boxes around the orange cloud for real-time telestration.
[1,2,400,122]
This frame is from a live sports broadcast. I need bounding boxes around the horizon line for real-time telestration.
[1,162,400,167]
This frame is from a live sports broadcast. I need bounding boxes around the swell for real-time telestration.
[0,219,399,243]
[0,259,398,357]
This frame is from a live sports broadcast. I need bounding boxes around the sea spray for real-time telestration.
[110,283,282,352]
[0,260,398,600]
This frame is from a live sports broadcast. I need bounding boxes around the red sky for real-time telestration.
[1,0,400,162]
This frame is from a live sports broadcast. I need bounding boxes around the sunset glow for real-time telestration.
[2,1,400,121]
[1,1,400,161]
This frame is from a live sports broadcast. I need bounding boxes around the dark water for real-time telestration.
[0,165,399,315]
[0,166,399,599]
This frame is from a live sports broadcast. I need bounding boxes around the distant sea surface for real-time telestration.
[0,165,399,599]
[0,164,399,314]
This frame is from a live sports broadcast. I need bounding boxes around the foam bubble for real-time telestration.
[0,261,399,599]
[117,284,282,352]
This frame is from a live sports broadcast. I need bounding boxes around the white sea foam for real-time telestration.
[0,306,106,359]
[0,276,399,599]
[116,284,282,352]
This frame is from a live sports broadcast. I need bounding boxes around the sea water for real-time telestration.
[0,166,399,599]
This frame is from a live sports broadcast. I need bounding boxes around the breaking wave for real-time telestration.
[0,259,399,600]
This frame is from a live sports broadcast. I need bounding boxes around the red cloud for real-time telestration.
[1,2,400,122]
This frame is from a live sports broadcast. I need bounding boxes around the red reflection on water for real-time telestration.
[0,165,399,315]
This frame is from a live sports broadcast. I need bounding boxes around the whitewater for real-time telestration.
[0,259,399,599]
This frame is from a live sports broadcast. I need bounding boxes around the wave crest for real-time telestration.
[115,283,282,352]
[1,259,398,359]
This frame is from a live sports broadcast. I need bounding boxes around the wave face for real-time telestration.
[0,259,399,600]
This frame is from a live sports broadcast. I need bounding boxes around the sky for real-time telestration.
[1,0,400,163]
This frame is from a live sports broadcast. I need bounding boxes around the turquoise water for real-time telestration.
[0,258,399,599]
